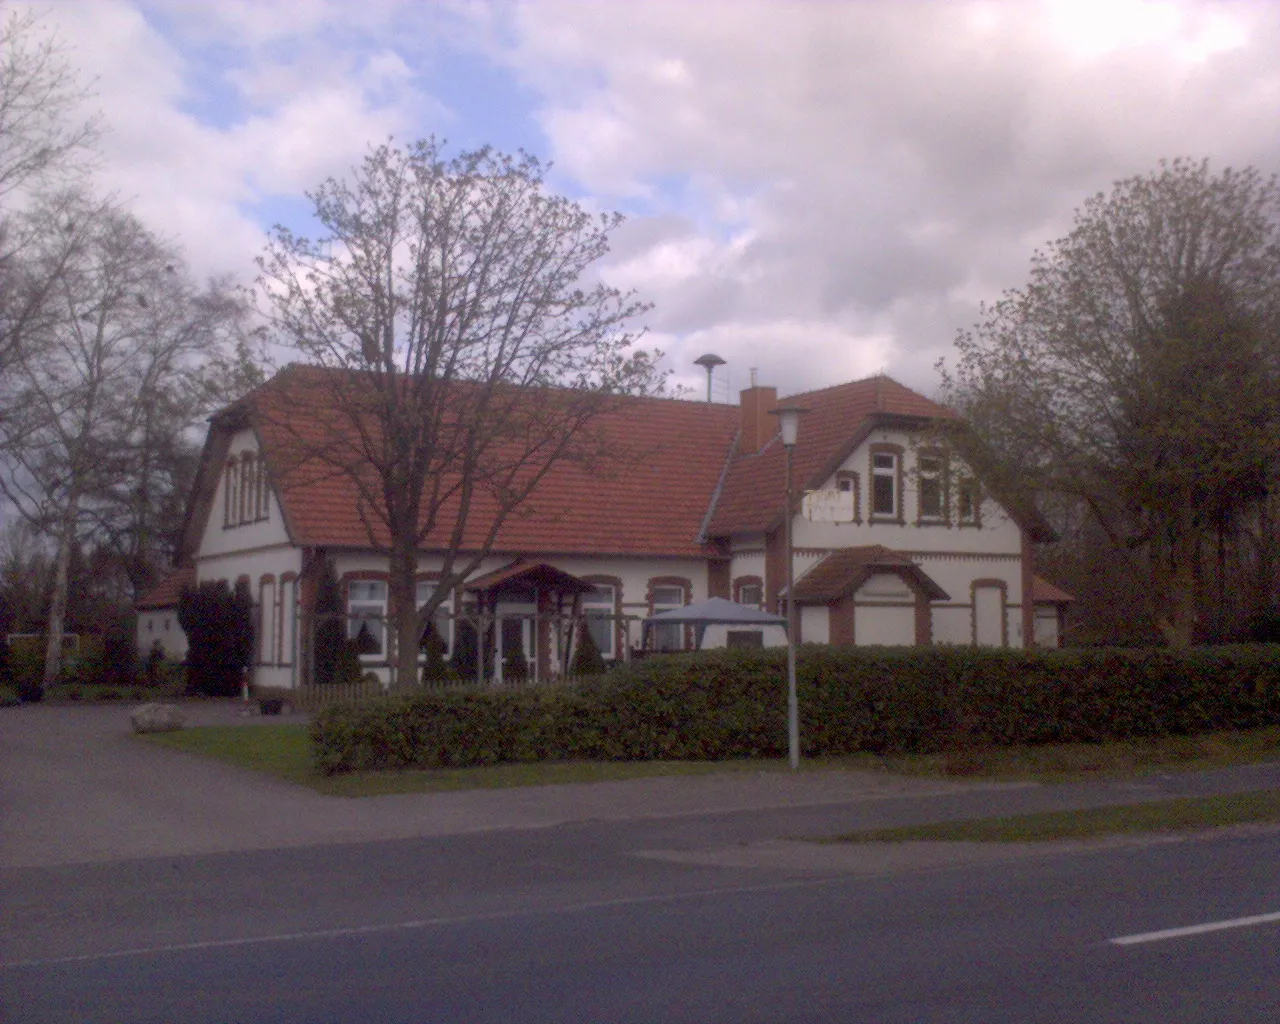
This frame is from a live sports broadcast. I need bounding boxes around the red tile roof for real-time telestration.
[707,375,957,537]
[136,564,195,610]
[226,366,741,559]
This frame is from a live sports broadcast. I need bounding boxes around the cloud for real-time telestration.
[497,0,1280,394]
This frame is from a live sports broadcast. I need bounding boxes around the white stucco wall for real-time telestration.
[136,610,188,660]
[198,428,291,558]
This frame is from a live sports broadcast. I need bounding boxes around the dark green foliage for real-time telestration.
[310,644,1280,775]
[312,559,347,686]
[177,580,255,696]
[0,637,11,691]
[419,621,454,684]
[1248,606,1280,643]
[451,618,479,682]
[570,618,606,676]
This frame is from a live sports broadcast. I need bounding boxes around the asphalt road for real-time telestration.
[3,821,1280,1023]
[4,705,1280,1022]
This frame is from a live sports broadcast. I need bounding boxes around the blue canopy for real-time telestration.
[642,596,788,649]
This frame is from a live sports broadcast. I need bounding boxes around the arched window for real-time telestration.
[223,456,239,528]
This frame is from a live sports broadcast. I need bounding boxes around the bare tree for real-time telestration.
[0,7,100,374]
[943,160,1280,646]
[0,190,255,687]
[255,139,664,687]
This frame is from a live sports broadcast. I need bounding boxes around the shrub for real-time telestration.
[177,580,255,696]
[0,684,19,707]
[570,619,606,677]
[310,644,1280,775]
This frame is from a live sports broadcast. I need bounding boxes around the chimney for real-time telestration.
[739,385,778,453]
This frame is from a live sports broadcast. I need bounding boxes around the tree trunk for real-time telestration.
[389,539,419,690]
[42,493,80,689]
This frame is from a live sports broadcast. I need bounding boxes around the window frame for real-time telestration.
[415,578,454,659]
[223,456,239,528]
[868,444,904,523]
[957,476,983,528]
[648,577,690,653]
[915,450,949,525]
[581,582,618,661]
[733,575,764,610]
[346,578,388,660]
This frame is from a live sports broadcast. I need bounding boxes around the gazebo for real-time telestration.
[642,596,788,651]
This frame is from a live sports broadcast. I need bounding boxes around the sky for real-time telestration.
[20,0,1280,401]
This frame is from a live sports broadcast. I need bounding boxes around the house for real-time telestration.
[136,365,1069,687]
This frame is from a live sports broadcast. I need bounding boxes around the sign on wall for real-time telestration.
[802,488,855,523]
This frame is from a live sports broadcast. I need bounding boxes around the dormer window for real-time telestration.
[958,477,982,527]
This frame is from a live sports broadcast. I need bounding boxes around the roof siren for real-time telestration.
[693,353,726,404]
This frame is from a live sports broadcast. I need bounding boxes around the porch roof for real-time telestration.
[791,546,949,603]
[464,560,597,598]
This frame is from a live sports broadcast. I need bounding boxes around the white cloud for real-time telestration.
[497,0,1280,392]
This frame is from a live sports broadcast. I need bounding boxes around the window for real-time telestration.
[650,583,687,652]
[223,457,239,527]
[735,581,763,609]
[582,584,617,660]
[255,457,271,521]
[240,453,256,525]
[347,580,387,659]
[918,454,946,522]
[259,578,276,664]
[416,580,452,657]
[958,478,982,526]
[871,450,900,519]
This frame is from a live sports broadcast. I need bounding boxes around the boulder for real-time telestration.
[130,702,186,734]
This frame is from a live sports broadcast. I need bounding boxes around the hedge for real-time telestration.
[309,644,1280,775]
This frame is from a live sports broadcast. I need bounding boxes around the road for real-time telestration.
[4,809,1280,1021]
[3,705,1280,1022]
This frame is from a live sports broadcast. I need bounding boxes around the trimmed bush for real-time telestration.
[0,684,19,708]
[309,644,1280,775]
[178,580,255,696]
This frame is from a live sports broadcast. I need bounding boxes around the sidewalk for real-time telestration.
[3,702,1280,870]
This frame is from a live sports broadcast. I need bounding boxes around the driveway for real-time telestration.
[0,703,986,868]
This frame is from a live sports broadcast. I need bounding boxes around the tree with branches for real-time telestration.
[255,138,665,687]
[943,159,1280,646]
[0,191,256,688]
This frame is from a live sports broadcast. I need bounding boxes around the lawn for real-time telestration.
[141,721,1280,801]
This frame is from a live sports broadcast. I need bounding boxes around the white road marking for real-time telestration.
[1111,911,1280,946]
[0,874,842,970]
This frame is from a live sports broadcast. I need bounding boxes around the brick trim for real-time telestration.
[970,577,1009,646]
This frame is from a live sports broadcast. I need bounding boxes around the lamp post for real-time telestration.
[771,404,808,770]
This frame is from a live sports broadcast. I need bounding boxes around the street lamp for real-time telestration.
[770,404,808,770]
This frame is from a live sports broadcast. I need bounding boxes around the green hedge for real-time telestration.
[309,644,1280,775]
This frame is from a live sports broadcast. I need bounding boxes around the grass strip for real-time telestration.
[139,724,787,796]
[833,790,1280,843]
[139,721,1280,797]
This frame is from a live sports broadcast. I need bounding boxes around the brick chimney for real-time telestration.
[739,385,778,453]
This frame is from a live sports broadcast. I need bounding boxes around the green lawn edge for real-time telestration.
[138,721,1280,799]
[831,789,1280,843]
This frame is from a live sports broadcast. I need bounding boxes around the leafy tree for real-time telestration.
[944,160,1280,646]
[177,580,254,696]
[0,192,254,687]
[255,138,666,688]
